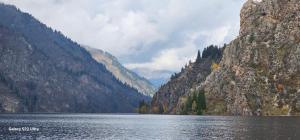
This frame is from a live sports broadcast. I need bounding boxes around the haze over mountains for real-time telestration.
[131,68,173,89]
[0,4,149,113]
[0,0,245,89]
[1,0,299,116]
[84,46,156,97]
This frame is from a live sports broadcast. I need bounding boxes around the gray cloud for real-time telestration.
[1,0,246,82]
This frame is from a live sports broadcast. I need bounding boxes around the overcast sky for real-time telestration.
[1,0,246,84]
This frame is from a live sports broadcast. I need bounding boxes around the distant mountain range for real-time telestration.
[131,68,173,89]
[84,46,156,97]
[0,3,149,113]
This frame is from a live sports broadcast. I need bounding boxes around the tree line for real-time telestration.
[180,90,206,115]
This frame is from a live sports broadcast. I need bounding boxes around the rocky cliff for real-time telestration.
[151,46,223,114]
[203,0,300,116]
[84,46,156,97]
[0,4,149,113]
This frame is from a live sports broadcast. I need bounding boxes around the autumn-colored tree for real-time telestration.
[211,62,220,71]
[192,100,197,113]
[180,90,206,115]
[138,100,149,114]
[152,106,162,114]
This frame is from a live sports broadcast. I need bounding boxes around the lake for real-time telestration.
[0,114,299,140]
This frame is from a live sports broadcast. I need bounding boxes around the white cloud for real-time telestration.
[126,32,199,71]
[1,0,165,56]
[0,0,246,84]
[125,25,238,71]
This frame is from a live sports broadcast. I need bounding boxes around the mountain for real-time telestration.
[84,46,156,97]
[203,0,300,116]
[151,45,223,114]
[131,68,173,88]
[151,0,300,116]
[0,4,149,113]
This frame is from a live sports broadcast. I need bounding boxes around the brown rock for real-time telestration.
[204,0,300,116]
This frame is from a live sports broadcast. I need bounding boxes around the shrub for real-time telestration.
[211,63,220,71]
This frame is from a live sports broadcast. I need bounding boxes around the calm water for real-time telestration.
[0,114,299,140]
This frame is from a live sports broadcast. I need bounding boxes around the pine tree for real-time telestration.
[196,50,201,63]
[192,92,197,101]
[198,90,206,110]
[138,100,149,114]
[185,95,193,113]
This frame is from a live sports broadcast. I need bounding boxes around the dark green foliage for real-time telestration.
[152,43,224,115]
[171,72,180,80]
[249,33,255,43]
[202,45,222,59]
[196,50,201,63]
[186,95,193,111]
[138,100,150,114]
[0,4,150,113]
[181,90,206,115]
[197,90,206,110]
[25,94,38,112]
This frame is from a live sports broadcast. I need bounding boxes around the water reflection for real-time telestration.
[232,117,300,140]
[0,114,299,140]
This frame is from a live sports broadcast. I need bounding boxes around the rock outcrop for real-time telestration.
[84,46,156,97]
[0,4,149,113]
[203,0,300,116]
[151,46,223,114]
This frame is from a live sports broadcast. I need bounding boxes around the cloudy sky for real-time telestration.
[1,0,245,86]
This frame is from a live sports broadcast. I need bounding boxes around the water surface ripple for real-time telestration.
[0,114,299,140]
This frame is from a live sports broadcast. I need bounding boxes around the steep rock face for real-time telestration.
[203,0,300,116]
[0,4,149,113]
[84,47,156,97]
[151,46,223,114]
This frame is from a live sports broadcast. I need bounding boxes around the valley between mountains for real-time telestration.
[0,0,299,116]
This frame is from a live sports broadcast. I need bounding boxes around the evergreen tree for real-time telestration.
[202,45,222,59]
[186,95,193,111]
[180,90,207,115]
[196,106,203,115]
[192,92,197,101]
[196,50,201,63]
[138,100,149,114]
[197,90,206,110]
